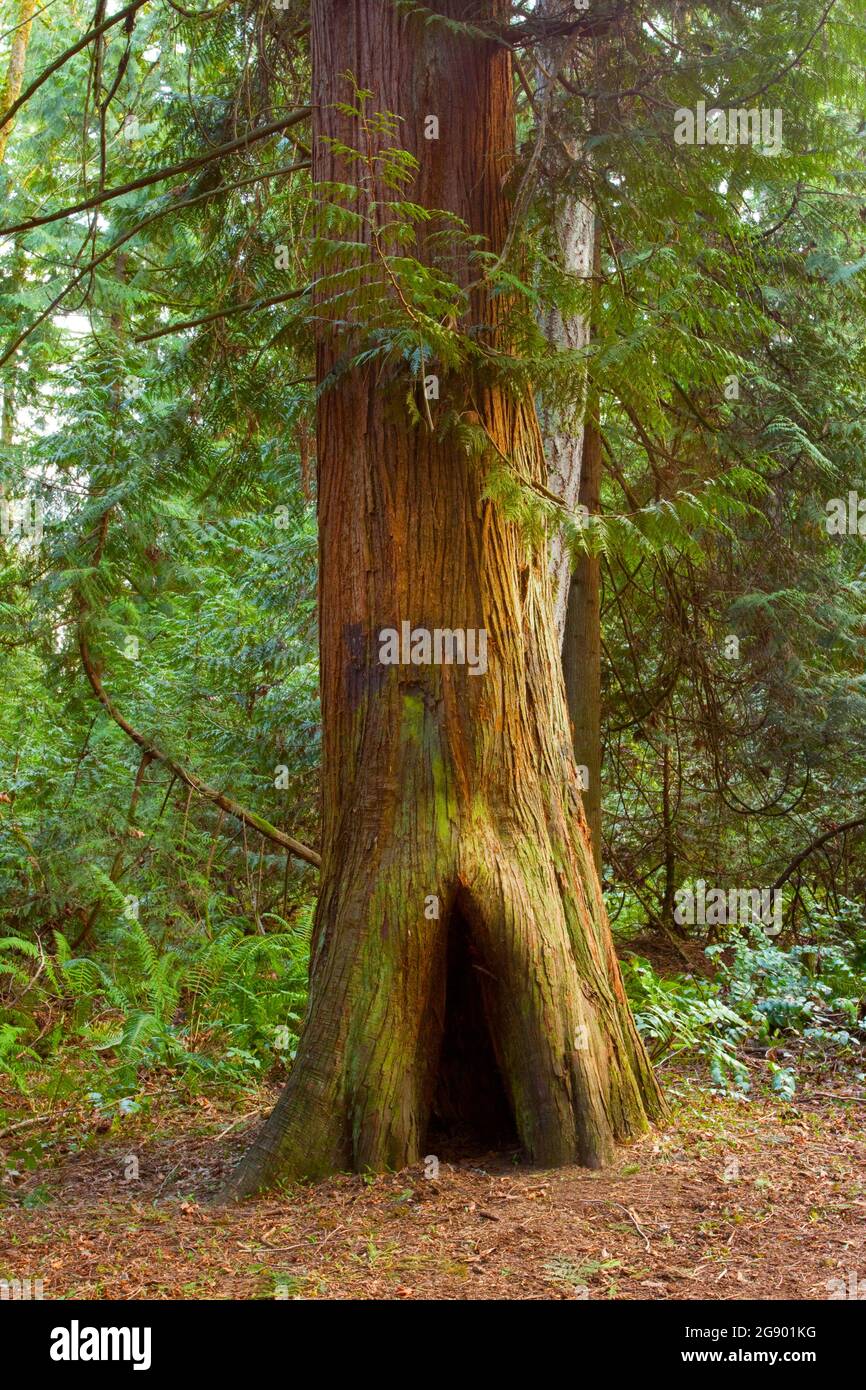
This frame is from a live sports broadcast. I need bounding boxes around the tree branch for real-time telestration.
[0,160,310,369]
[0,109,311,238]
[135,284,309,342]
[78,628,321,868]
[0,0,150,135]
[771,814,866,892]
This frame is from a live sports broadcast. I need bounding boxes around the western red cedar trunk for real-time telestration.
[228,0,664,1196]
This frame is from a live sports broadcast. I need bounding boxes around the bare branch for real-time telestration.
[0,108,311,238]
[79,628,321,868]
[135,284,309,343]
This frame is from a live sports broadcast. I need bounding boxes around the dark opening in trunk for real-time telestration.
[428,897,519,1158]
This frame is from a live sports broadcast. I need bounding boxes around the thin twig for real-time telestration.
[0,1105,75,1142]
[582,1198,652,1251]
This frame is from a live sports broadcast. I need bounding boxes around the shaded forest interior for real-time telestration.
[1,0,866,1302]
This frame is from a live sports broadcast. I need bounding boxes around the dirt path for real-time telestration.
[2,1068,864,1300]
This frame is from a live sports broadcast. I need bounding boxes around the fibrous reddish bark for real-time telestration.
[228,0,663,1196]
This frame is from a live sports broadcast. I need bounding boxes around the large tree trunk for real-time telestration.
[228,0,663,1196]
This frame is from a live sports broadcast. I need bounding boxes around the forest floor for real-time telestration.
[1,1059,865,1301]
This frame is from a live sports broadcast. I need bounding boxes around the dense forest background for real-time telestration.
[2,0,866,1227]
